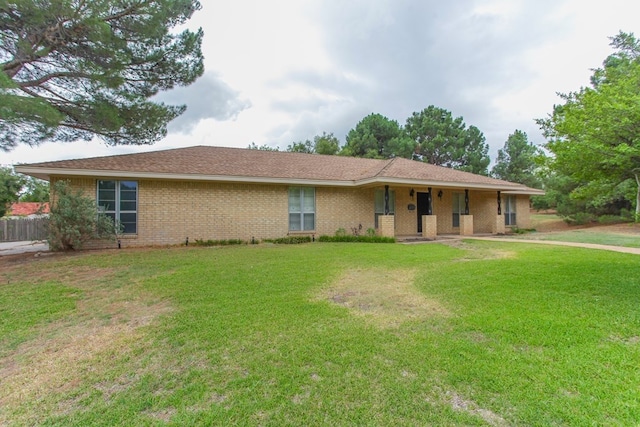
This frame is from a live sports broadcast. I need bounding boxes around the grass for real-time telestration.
[1,242,640,425]
[533,231,640,247]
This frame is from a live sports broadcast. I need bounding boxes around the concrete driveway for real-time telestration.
[0,241,49,256]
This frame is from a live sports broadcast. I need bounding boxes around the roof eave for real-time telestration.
[14,166,545,194]
[13,167,358,187]
[355,177,534,192]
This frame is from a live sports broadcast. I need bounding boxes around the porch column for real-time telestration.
[460,215,474,236]
[421,215,437,240]
[493,190,505,234]
[464,189,470,215]
[379,215,395,238]
[493,214,506,235]
[384,185,390,215]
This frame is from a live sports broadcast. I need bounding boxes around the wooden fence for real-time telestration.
[0,218,49,242]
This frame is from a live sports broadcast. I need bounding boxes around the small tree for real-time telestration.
[0,166,24,217]
[48,180,118,251]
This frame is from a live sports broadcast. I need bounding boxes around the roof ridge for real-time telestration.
[374,157,398,177]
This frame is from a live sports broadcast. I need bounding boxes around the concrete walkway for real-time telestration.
[0,241,49,256]
[462,236,640,255]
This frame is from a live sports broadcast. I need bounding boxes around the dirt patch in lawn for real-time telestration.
[319,268,450,328]
[426,387,509,426]
[439,240,517,261]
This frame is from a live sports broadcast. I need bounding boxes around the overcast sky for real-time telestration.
[4,0,640,166]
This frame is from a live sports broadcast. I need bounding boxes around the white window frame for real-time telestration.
[374,189,395,228]
[97,180,138,234]
[504,195,517,226]
[289,187,315,231]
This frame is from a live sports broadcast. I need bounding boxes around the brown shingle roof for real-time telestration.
[17,145,543,193]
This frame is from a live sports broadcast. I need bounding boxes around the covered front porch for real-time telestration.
[373,183,534,239]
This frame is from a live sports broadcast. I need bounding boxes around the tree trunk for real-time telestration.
[636,173,640,220]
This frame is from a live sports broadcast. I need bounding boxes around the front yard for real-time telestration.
[1,241,639,426]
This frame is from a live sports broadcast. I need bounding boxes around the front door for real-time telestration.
[416,192,430,233]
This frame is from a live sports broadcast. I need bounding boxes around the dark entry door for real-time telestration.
[417,192,430,233]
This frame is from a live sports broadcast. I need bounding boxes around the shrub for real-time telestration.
[366,227,376,237]
[192,239,245,246]
[318,235,395,243]
[563,212,596,225]
[263,236,312,244]
[335,228,346,237]
[48,180,118,251]
[597,215,629,225]
[510,227,536,234]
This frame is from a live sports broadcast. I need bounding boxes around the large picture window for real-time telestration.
[504,195,517,226]
[289,187,315,231]
[374,189,395,228]
[97,180,138,234]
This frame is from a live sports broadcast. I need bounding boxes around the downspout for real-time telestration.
[635,173,640,220]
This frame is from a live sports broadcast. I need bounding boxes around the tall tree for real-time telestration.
[0,0,204,151]
[538,32,640,217]
[247,142,279,151]
[287,132,340,155]
[341,113,413,159]
[0,166,24,217]
[491,130,542,188]
[405,106,490,175]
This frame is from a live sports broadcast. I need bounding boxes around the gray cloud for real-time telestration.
[154,72,251,133]
[267,0,569,151]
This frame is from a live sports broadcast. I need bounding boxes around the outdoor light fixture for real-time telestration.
[409,188,414,200]
[437,190,443,200]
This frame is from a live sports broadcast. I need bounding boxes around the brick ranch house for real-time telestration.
[16,146,543,247]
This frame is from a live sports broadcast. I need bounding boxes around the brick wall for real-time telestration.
[50,177,531,246]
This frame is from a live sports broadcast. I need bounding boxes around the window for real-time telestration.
[452,192,464,227]
[374,189,395,228]
[289,187,315,231]
[504,195,517,226]
[97,180,138,234]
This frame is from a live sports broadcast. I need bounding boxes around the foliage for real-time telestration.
[597,214,631,225]
[19,176,49,202]
[0,0,204,151]
[405,105,490,175]
[192,238,245,246]
[262,236,312,244]
[340,113,413,159]
[287,132,340,155]
[563,212,597,225]
[510,227,536,234]
[491,130,543,188]
[247,142,279,151]
[47,180,118,251]
[538,31,640,218]
[318,234,395,243]
[366,227,376,237]
[0,166,24,217]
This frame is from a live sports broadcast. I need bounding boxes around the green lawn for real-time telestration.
[1,242,640,426]
[519,230,640,248]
